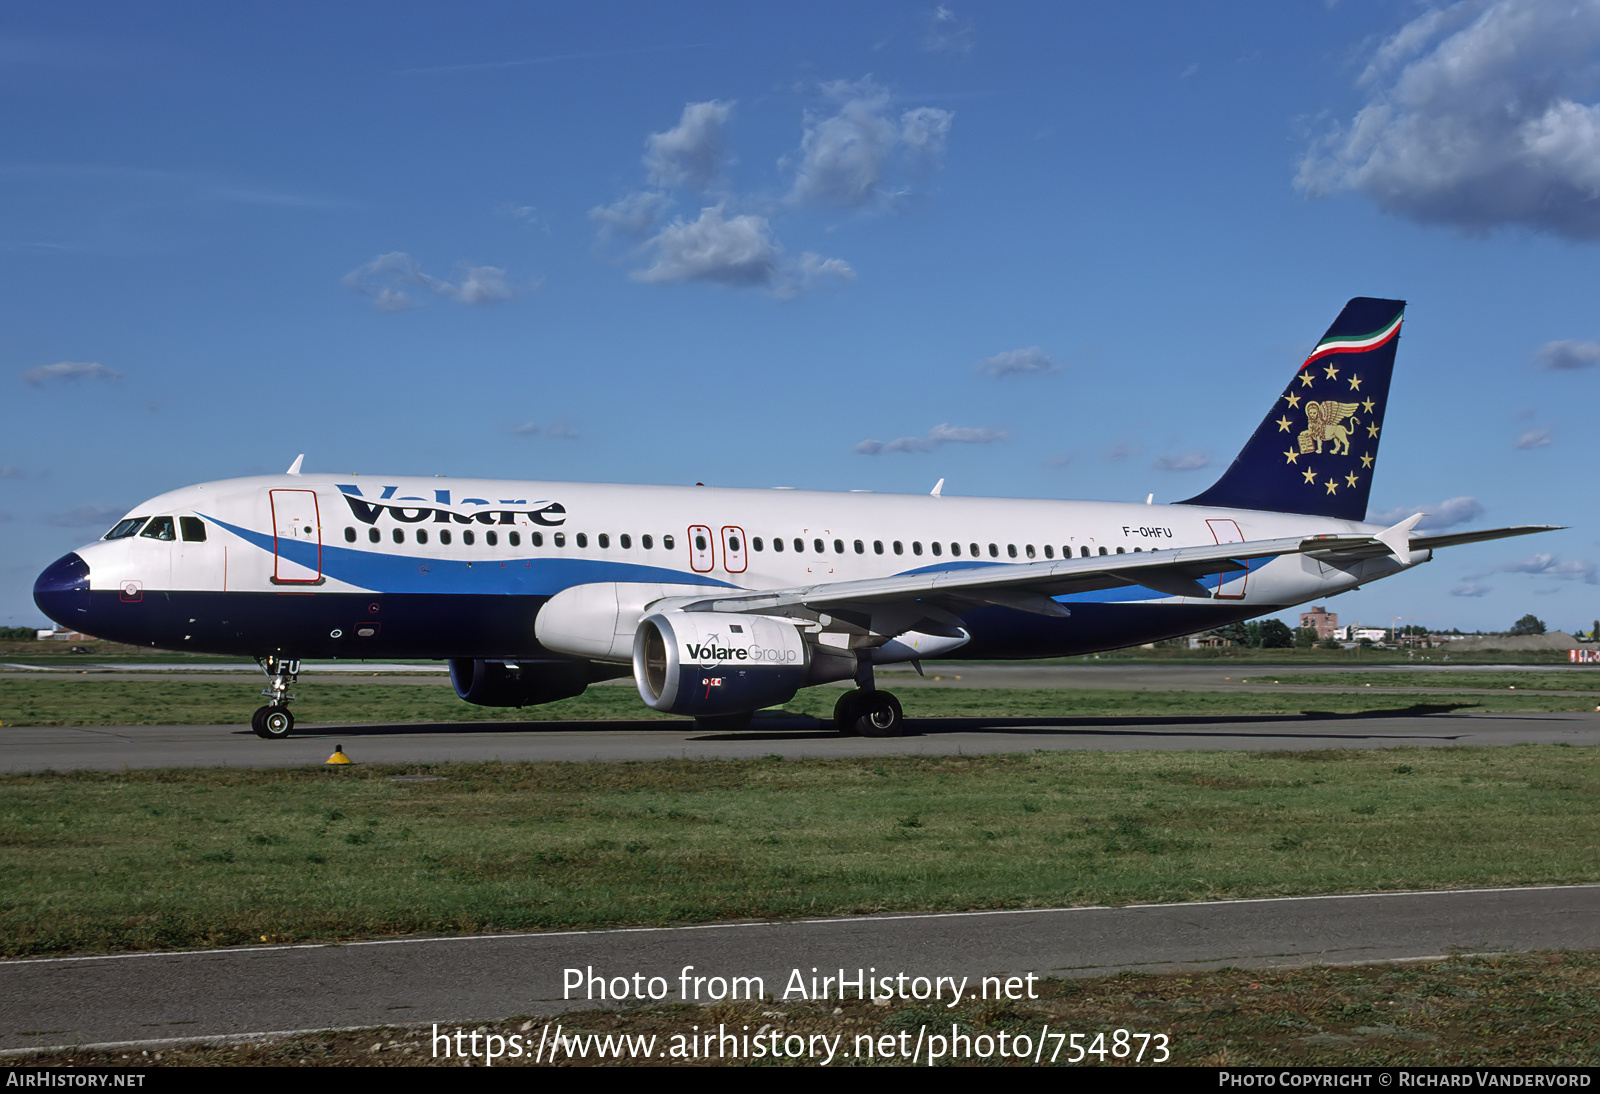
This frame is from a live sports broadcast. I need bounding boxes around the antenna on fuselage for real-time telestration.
[286,454,304,476]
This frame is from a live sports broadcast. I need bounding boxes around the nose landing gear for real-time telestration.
[251,655,300,739]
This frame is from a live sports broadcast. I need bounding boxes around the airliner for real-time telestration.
[33,298,1552,739]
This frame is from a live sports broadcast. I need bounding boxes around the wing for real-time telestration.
[655,532,1346,621]
[653,520,1563,624]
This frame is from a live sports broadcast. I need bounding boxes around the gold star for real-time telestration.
[1302,467,1317,484]
[1276,416,1293,432]
[1299,372,1315,388]
[1325,479,1338,494]
[1348,374,1362,391]
[1345,471,1360,488]
[1361,398,1375,414]
[1284,392,1301,409]
[1284,449,1299,464]
[1360,452,1374,468]
[1323,363,1340,381]
[1367,422,1381,438]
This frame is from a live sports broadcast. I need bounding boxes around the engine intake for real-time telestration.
[633,611,809,717]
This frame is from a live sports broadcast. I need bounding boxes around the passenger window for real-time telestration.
[1116,546,1125,554]
[369,528,381,544]
[344,527,357,543]
[1081,546,1090,557]
[532,532,543,547]
[753,537,764,551]
[912,541,922,556]
[105,517,148,540]
[487,530,498,546]
[418,529,429,545]
[597,533,608,548]
[988,543,998,558]
[931,542,942,556]
[619,534,630,549]
[832,539,842,554]
[773,537,784,552]
[641,534,651,550]
[180,517,207,542]
[794,538,804,552]
[731,536,743,552]
[1043,545,1053,559]
[854,540,864,554]
[576,532,587,548]
[140,516,176,541]
[554,532,566,547]
[873,541,883,554]
[893,541,903,555]
[663,534,675,550]
[506,531,516,547]
[951,543,961,557]
[814,538,824,553]
[440,530,452,545]
[970,543,980,557]
[464,530,475,546]
[1099,546,1108,556]
[1007,544,1017,558]
[1025,544,1035,559]
[393,528,405,544]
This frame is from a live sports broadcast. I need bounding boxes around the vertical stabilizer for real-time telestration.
[1180,297,1405,521]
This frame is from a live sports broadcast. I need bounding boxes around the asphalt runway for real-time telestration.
[4,885,1596,1054]
[4,709,1599,772]
[4,660,1599,771]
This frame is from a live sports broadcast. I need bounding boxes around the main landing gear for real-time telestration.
[251,655,300,739]
[833,660,905,738]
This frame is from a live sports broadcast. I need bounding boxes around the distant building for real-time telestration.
[1300,605,1338,639]
[37,628,93,641]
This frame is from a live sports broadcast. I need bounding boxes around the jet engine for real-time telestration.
[632,611,814,717]
[448,658,624,707]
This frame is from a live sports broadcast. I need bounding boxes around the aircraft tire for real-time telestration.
[253,705,294,740]
[833,691,862,736]
[853,690,904,738]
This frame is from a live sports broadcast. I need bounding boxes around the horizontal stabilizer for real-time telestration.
[1412,525,1564,551]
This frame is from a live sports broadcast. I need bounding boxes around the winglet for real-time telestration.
[286,454,304,476]
[1375,512,1425,563]
[930,478,944,497]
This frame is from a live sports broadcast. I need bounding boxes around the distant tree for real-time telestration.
[1319,636,1343,650]
[1213,622,1250,646]
[1509,614,1547,636]
[1294,626,1318,649]
[1258,619,1294,648]
[1244,621,1263,648]
[0,626,37,641]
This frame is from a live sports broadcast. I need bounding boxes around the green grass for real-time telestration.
[1,746,1594,957]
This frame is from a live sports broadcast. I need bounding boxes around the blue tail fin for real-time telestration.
[1180,297,1405,522]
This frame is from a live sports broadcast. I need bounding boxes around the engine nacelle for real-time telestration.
[633,611,809,717]
[449,658,610,707]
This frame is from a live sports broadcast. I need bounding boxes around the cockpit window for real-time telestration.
[139,516,177,541]
[180,517,206,542]
[105,518,148,540]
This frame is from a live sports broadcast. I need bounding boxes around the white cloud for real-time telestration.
[631,206,853,298]
[1103,442,1139,462]
[977,347,1058,377]
[22,361,120,386]
[342,252,516,310]
[589,191,671,241]
[855,422,1007,454]
[1297,0,1600,239]
[1514,426,1553,449]
[1451,581,1492,597]
[1370,495,1486,530]
[644,101,732,192]
[789,78,953,208]
[1498,552,1598,584]
[923,5,975,56]
[1153,451,1211,472]
[1535,339,1600,369]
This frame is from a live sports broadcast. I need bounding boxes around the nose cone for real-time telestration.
[34,552,90,628]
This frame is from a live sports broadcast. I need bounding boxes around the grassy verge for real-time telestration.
[4,678,1598,727]
[14,954,1594,1066]
[1273,671,1600,693]
[1,747,1594,957]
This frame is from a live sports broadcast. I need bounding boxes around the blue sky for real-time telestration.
[4,0,1598,636]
